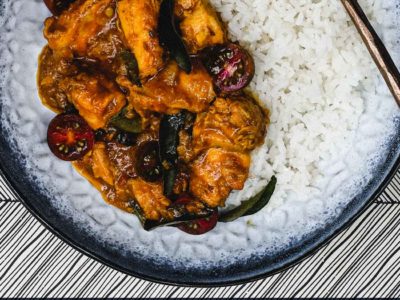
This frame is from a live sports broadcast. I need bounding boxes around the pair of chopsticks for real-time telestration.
[341,0,400,107]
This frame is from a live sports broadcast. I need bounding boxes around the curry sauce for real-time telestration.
[38,0,268,232]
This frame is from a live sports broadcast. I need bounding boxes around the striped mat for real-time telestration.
[1,171,400,298]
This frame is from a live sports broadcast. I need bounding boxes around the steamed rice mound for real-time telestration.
[208,0,399,208]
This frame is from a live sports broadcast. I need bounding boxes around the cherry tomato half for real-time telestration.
[205,43,255,93]
[175,195,218,235]
[43,0,75,15]
[136,141,162,182]
[47,114,94,161]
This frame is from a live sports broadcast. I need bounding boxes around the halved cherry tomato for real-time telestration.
[175,194,218,235]
[47,114,94,161]
[136,141,162,182]
[204,43,255,93]
[43,0,75,15]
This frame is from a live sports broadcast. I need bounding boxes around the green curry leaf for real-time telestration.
[159,112,186,198]
[109,108,142,133]
[219,176,277,223]
[120,50,141,87]
[159,0,192,73]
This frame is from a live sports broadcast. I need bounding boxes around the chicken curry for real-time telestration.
[38,0,271,234]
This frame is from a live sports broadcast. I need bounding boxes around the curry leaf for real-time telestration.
[120,50,141,87]
[162,168,178,199]
[158,0,192,73]
[129,199,213,231]
[109,108,142,133]
[159,112,186,198]
[219,176,277,223]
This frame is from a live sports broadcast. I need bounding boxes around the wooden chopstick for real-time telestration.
[341,0,400,108]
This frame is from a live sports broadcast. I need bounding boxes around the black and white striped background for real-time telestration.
[1,170,400,298]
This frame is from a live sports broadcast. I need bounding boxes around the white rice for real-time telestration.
[212,0,400,209]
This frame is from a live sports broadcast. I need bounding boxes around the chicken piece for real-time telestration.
[190,148,250,207]
[107,142,138,179]
[91,142,115,186]
[128,178,213,230]
[117,0,164,78]
[175,0,226,53]
[44,0,131,79]
[118,60,215,115]
[73,143,133,212]
[192,96,267,154]
[73,158,107,196]
[44,0,116,58]
[60,73,126,129]
[128,179,172,221]
[174,0,200,15]
[177,130,195,163]
[38,46,78,113]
